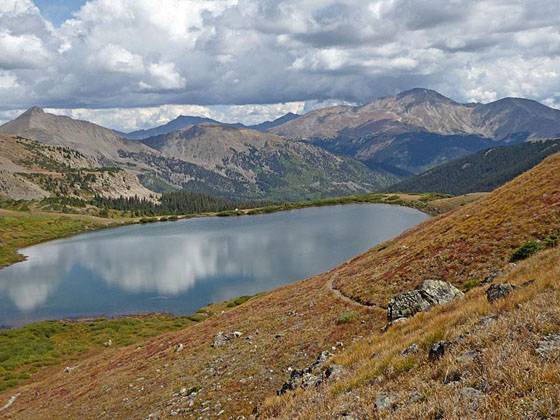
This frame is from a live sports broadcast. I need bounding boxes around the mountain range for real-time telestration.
[0,109,389,201]
[269,88,560,174]
[1,88,560,201]
[123,112,300,140]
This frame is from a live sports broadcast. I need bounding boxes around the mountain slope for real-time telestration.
[0,108,151,165]
[250,112,300,132]
[2,153,558,418]
[0,135,155,201]
[123,115,245,140]
[0,110,396,200]
[140,124,396,200]
[270,89,560,174]
[389,138,560,195]
[271,88,560,141]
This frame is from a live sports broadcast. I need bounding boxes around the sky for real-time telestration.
[0,0,559,132]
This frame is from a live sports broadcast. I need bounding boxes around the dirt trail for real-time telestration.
[326,272,377,309]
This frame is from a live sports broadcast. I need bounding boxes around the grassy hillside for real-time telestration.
[0,209,117,267]
[389,138,560,195]
[265,241,560,418]
[0,154,558,418]
[334,152,560,305]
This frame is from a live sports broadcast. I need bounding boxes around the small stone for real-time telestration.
[324,364,345,380]
[459,387,484,410]
[536,334,560,358]
[375,392,397,411]
[275,333,284,339]
[401,343,419,356]
[232,331,242,338]
[429,341,449,361]
[316,350,331,364]
[213,332,229,347]
[477,314,498,328]
[103,339,113,347]
[520,279,536,287]
[301,372,321,388]
[480,270,503,285]
[408,391,425,403]
[486,283,515,302]
[175,343,184,352]
[456,350,479,363]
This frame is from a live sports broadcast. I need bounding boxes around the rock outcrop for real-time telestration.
[277,351,344,395]
[387,280,464,321]
[486,283,515,302]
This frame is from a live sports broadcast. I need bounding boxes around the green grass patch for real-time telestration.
[0,315,194,393]
[226,295,253,307]
[0,212,111,267]
[336,311,359,325]
[463,278,481,291]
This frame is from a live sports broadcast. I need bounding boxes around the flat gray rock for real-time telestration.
[387,280,464,321]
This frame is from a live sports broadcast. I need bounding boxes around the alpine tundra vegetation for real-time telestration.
[1,0,560,418]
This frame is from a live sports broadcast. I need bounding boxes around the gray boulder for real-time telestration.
[536,334,560,358]
[486,283,515,302]
[212,332,229,347]
[375,392,397,411]
[387,290,431,321]
[420,280,464,305]
[387,280,464,321]
[429,341,449,361]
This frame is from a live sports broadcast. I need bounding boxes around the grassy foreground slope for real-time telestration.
[1,155,559,418]
[334,153,560,305]
[265,238,560,418]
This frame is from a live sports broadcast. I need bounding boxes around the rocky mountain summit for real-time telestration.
[269,88,560,174]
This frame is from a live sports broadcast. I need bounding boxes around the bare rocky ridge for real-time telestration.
[270,88,560,174]
[0,135,155,200]
[0,107,152,166]
[271,88,560,141]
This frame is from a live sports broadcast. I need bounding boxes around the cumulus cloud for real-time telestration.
[0,0,559,130]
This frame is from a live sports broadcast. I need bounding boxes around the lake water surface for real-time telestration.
[0,204,428,326]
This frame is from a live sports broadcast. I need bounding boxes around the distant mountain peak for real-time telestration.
[396,88,456,104]
[22,106,45,116]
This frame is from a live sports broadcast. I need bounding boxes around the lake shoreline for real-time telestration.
[1,192,449,271]
[1,202,432,328]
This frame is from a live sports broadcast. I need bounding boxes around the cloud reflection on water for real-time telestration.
[0,205,429,322]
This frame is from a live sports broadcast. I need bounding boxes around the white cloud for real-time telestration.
[92,44,144,74]
[0,30,50,69]
[0,71,19,89]
[0,0,558,129]
[143,61,186,90]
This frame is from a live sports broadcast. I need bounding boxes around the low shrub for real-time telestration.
[510,240,543,262]
[336,311,359,325]
[226,295,253,308]
[463,279,481,291]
